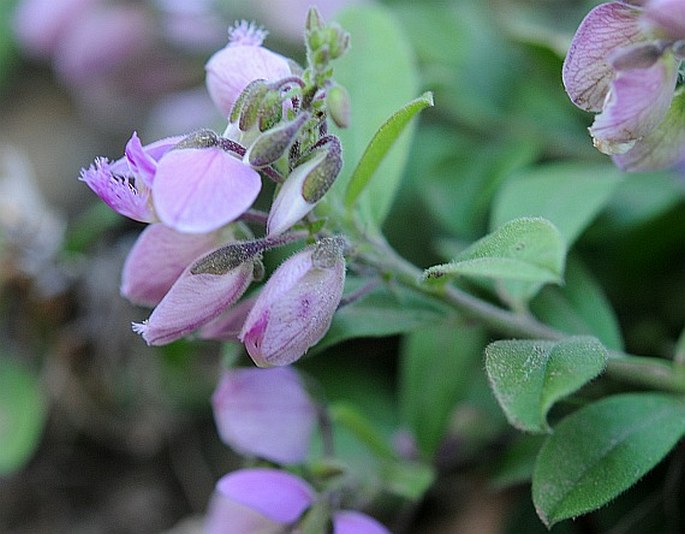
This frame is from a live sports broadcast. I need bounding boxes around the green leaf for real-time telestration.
[381,460,436,501]
[314,278,449,353]
[491,162,623,247]
[423,217,565,285]
[490,433,546,489]
[531,256,623,350]
[485,336,607,433]
[325,4,418,226]
[0,358,46,475]
[344,92,433,211]
[399,319,487,457]
[533,393,685,528]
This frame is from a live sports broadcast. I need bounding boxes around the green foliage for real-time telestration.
[325,3,419,227]
[485,337,607,433]
[315,278,450,353]
[344,91,433,213]
[0,358,46,475]
[423,217,565,286]
[531,256,623,350]
[399,319,488,457]
[491,162,623,247]
[532,393,685,528]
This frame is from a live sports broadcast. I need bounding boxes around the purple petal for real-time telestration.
[133,253,254,345]
[240,240,346,367]
[205,44,292,116]
[211,367,317,464]
[644,0,685,39]
[121,223,220,307]
[12,0,97,58]
[124,132,158,188]
[153,148,261,233]
[204,495,282,534]
[613,89,685,170]
[562,2,644,111]
[199,295,256,341]
[333,511,391,534]
[53,4,151,85]
[212,468,315,524]
[589,53,678,154]
[79,157,155,222]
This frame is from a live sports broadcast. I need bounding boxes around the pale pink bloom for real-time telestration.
[240,238,345,367]
[211,367,316,464]
[121,223,220,307]
[12,0,99,59]
[205,21,292,117]
[563,1,685,169]
[132,242,257,345]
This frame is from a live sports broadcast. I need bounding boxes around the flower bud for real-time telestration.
[204,468,315,534]
[211,367,317,463]
[267,136,342,236]
[205,21,292,117]
[239,238,346,367]
[326,83,351,128]
[132,241,263,345]
[245,112,310,167]
[334,510,391,534]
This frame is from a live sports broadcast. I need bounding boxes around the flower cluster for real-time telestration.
[79,15,348,367]
[563,0,685,171]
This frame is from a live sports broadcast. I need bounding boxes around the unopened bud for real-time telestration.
[174,129,220,150]
[266,136,342,236]
[239,240,346,367]
[246,112,310,167]
[301,136,342,203]
[326,84,351,128]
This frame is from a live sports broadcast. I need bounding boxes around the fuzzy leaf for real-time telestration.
[485,336,607,433]
[423,217,565,284]
[324,4,419,226]
[533,393,685,527]
[344,92,433,211]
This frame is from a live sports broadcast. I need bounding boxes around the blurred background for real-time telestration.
[2,0,684,533]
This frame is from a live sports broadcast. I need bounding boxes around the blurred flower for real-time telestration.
[80,130,261,233]
[0,145,67,294]
[250,0,364,42]
[211,367,317,463]
[12,0,99,59]
[205,21,293,117]
[240,237,346,367]
[205,468,390,534]
[333,510,391,534]
[563,0,685,170]
[204,468,316,534]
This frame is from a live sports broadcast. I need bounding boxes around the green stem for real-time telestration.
[357,232,685,394]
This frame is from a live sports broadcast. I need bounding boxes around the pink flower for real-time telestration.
[204,468,390,534]
[240,237,345,366]
[80,131,261,233]
[205,21,292,117]
[211,367,317,464]
[132,240,260,345]
[121,223,221,307]
[204,468,315,534]
[563,1,685,170]
[12,0,99,59]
